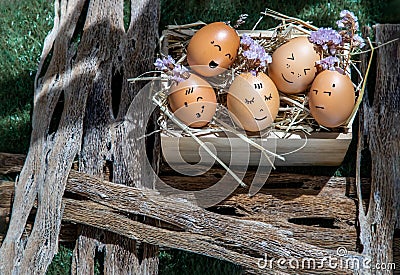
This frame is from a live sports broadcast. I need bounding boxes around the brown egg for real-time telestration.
[268,36,320,94]
[187,22,240,77]
[168,74,217,128]
[309,70,355,128]
[227,72,280,132]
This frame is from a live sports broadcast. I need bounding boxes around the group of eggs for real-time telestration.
[168,22,356,131]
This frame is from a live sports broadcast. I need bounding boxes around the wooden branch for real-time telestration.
[0,153,25,174]
[62,199,269,274]
[356,24,400,275]
[0,153,366,273]
[66,170,363,273]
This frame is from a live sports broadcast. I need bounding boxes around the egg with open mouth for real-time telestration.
[168,74,217,128]
[227,72,280,132]
[268,36,320,94]
[187,22,240,77]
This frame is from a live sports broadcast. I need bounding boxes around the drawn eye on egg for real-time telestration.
[225,53,233,61]
[264,94,272,101]
[211,41,222,51]
[254,83,263,89]
[245,97,255,104]
[185,87,194,95]
[287,53,295,60]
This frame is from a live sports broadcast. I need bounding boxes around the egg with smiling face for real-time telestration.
[309,70,355,128]
[187,22,240,77]
[169,74,217,128]
[227,72,280,132]
[268,36,320,94]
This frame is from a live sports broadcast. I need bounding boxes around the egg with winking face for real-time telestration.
[308,70,355,128]
[268,36,320,94]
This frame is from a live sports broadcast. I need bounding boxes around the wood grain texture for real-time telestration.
[356,24,400,275]
[0,0,161,273]
[161,132,352,166]
[0,0,92,272]
[0,154,371,274]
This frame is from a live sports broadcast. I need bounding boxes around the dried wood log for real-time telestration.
[356,24,400,274]
[0,173,358,274]
[0,153,373,273]
[0,0,93,271]
[0,152,366,252]
[0,153,25,174]
[0,0,160,273]
[0,180,76,244]
[62,199,267,273]
[64,169,363,274]
[69,0,160,273]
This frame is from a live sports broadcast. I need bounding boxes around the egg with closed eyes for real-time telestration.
[227,72,280,132]
[187,22,240,77]
[268,36,320,94]
[169,74,217,128]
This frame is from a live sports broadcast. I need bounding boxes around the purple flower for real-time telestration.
[241,36,272,75]
[337,10,359,31]
[336,20,345,28]
[234,14,248,29]
[316,56,340,71]
[154,55,176,71]
[309,28,343,55]
[353,34,365,48]
[340,10,358,22]
[154,55,189,83]
[241,34,255,47]
[172,64,189,80]
[154,58,167,71]
[243,41,271,63]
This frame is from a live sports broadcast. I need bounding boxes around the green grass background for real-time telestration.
[1,0,398,274]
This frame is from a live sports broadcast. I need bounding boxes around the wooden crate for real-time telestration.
[162,131,352,167]
[161,27,358,167]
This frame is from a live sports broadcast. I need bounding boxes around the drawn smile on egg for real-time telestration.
[208,60,219,69]
[254,115,268,121]
[254,108,268,121]
[195,106,205,118]
[281,73,294,84]
[183,96,206,118]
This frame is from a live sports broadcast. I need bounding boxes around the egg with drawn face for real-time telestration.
[268,36,320,94]
[227,72,280,132]
[187,22,240,77]
[168,74,217,128]
[309,70,355,128]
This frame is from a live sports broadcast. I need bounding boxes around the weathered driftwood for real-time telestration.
[355,24,400,275]
[0,0,160,274]
[0,180,78,244]
[1,153,364,274]
[69,0,160,274]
